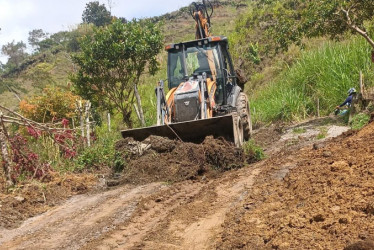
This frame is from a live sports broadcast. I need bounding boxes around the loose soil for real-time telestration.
[115,135,252,185]
[0,173,98,230]
[218,122,374,249]
[1,116,372,249]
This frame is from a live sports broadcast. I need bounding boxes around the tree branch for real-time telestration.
[342,7,374,49]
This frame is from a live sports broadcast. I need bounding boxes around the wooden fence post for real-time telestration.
[134,84,146,127]
[85,101,91,147]
[76,100,84,138]
[107,112,111,132]
[0,112,15,186]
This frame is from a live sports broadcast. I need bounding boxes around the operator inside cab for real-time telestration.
[193,52,211,76]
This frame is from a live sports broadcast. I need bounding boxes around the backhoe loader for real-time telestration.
[121,0,252,147]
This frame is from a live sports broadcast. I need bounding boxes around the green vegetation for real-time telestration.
[316,127,328,140]
[257,0,374,52]
[243,139,266,161]
[71,19,163,127]
[293,127,306,134]
[82,1,112,27]
[351,113,370,130]
[250,38,374,124]
[74,123,121,171]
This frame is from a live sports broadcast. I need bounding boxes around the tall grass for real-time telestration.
[251,37,374,124]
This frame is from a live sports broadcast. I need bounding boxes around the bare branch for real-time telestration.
[341,7,374,49]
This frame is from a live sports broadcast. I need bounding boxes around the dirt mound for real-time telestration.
[0,174,97,229]
[115,136,251,185]
[218,121,374,249]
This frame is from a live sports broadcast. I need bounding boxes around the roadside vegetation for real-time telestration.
[250,38,374,124]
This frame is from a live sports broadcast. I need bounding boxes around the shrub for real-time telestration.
[243,139,266,162]
[351,113,370,130]
[20,86,82,123]
[74,120,121,170]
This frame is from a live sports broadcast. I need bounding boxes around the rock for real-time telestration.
[323,151,332,157]
[344,239,374,250]
[339,217,349,224]
[106,179,120,187]
[313,142,325,150]
[330,161,352,173]
[312,214,325,222]
[14,196,25,202]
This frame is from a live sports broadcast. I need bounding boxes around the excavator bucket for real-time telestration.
[121,113,242,146]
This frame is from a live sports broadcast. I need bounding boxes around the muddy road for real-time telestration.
[2,117,373,249]
[0,163,261,249]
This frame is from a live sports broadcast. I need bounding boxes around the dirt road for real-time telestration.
[0,164,261,249]
[2,117,369,250]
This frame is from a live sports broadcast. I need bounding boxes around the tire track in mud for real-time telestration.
[83,181,207,249]
[0,183,164,250]
[0,165,261,250]
[86,166,261,250]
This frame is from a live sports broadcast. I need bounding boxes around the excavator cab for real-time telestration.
[164,36,239,120]
[166,36,235,106]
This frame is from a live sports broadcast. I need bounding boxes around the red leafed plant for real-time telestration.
[8,134,51,180]
[7,118,84,182]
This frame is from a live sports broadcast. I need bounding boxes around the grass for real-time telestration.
[316,127,328,140]
[250,37,374,125]
[293,127,306,134]
[243,139,266,161]
[351,113,370,130]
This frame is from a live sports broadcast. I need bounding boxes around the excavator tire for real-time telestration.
[236,92,252,141]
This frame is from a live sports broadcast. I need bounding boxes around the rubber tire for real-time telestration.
[234,115,244,148]
[236,92,252,141]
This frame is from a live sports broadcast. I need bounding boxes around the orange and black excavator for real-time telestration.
[121,0,252,147]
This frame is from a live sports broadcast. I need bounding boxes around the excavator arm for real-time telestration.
[190,0,213,39]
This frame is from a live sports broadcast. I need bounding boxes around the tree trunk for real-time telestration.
[134,84,146,127]
[0,116,15,186]
[121,109,133,128]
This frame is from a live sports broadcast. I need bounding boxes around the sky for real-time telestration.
[0,0,193,63]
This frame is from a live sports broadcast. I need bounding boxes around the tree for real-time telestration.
[1,40,28,69]
[258,0,374,51]
[71,19,163,127]
[82,1,112,27]
[28,29,48,50]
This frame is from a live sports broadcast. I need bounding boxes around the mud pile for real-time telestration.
[115,136,251,185]
[218,122,374,249]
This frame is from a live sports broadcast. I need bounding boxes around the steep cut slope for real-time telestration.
[219,121,374,249]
